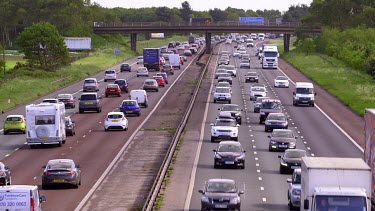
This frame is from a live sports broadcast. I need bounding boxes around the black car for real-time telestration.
[114,79,129,93]
[218,104,242,125]
[199,179,243,210]
[245,72,259,83]
[213,141,245,169]
[278,149,307,174]
[120,63,131,72]
[268,129,297,151]
[42,159,81,189]
[64,116,75,136]
[264,112,288,132]
[0,162,11,185]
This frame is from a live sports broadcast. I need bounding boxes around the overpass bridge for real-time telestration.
[92,22,322,53]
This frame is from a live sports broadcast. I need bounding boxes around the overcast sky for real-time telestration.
[92,0,313,12]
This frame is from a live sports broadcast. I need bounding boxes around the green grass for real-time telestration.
[0,35,188,112]
[268,37,297,54]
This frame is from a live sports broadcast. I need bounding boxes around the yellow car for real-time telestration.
[3,115,26,135]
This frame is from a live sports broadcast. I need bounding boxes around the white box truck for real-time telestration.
[261,44,279,69]
[0,185,46,211]
[364,108,375,209]
[169,54,181,69]
[26,102,66,148]
[301,157,371,211]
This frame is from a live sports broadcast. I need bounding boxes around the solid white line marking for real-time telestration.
[82,135,86,138]
[256,163,259,166]
[303,141,307,144]
[307,147,311,150]
[89,130,92,133]
[34,177,37,180]
[254,152,257,154]
[15,148,19,151]
[311,153,315,156]
[255,157,258,160]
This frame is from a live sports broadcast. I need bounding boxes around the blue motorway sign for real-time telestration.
[238,17,264,25]
[114,49,119,55]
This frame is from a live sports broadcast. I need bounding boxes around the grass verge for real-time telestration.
[269,39,375,116]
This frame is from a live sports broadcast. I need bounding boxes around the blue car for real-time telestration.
[119,100,141,116]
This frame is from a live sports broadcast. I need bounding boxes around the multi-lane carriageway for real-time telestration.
[170,42,363,210]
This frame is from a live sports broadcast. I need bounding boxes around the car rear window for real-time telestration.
[48,162,72,170]
[80,95,97,101]
[58,94,71,99]
[105,70,115,74]
[108,114,123,119]
[115,80,126,85]
[107,84,118,89]
[6,117,21,122]
[84,79,96,83]
[122,101,136,106]
[145,81,154,85]
[121,64,129,67]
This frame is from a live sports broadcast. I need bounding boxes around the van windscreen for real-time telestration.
[296,88,313,94]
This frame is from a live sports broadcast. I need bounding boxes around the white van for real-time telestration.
[0,185,46,211]
[26,102,66,148]
[169,54,181,70]
[293,82,316,107]
[130,90,148,108]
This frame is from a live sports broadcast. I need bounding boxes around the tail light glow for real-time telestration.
[30,198,34,211]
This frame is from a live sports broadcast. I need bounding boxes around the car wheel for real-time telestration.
[214,164,218,169]
[265,127,268,132]
[7,177,11,185]
[3,131,7,135]
[280,166,284,174]
[233,137,238,141]
[57,142,62,147]
[30,145,36,149]
[311,103,315,107]
[73,182,79,189]
[42,183,48,190]
[104,80,107,82]
[105,94,108,98]
[145,103,148,108]
[137,75,139,77]
[137,113,141,116]
[211,136,215,142]
[62,140,66,144]
[118,94,121,97]
[214,100,216,103]
[79,109,84,113]
[105,128,108,131]
[124,127,128,131]
[228,100,231,104]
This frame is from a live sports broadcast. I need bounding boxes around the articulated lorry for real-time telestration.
[300,157,372,211]
[260,44,279,69]
[365,108,375,210]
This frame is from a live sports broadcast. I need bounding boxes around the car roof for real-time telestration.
[268,112,285,116]
[107,111,124,116]
[216,118,236,122]
[219,141,242,146]
[43,98,58,101]
[58,94,72,97]
[273,129,293,133]
[284,149,307,154]
[48,159,74,164]
[85,78,96,80]
[6,115,24,118]
[81,93,97,96]
[262,98,281,102]
[295,82,313,88]
[122,100,137,103]
[208,178,235,183]
[222,104,239,107]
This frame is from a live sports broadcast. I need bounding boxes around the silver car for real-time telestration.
[218,73,233,85]
[136,67,149,77]
[82,78,99,92]
[143,79,159,92]
[287,168,301,209]
[213,87,232,103]
[215,69,227,79]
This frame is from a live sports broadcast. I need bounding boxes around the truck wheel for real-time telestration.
[30,145,36,149]
[42,183,48,190]
[214,100,217,103]
[79,109,84,113]
[57,142,62,147]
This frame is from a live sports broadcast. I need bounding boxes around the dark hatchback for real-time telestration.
[278,149,307,174]
[42,159,81,189]
[264,112,288,132]
[120,63,131,72]
[218,104,242,125]
[199,179,243,210]
[114,79,129,93]
[119,100,141,116]
[268,129,297,152]
[213,141,245,169]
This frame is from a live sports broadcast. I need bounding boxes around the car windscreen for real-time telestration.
[35,115,55,125]
[145,81,155,85]
[218,144,241,152]
[272,130,294,138]
[296,87,313,94]
[206,182,237,193]
[221,105,240,111]
[108,114,123,119]
[47,162,72,170]
[6,117,21,122]
[285,150,306,158]
[122,101,136,106]
[268,114,286,121]
[262,101,281,109]
[84,79,95,83]
[215,88,230,93]
[215,120,236,127]
[276,76,288,80]
[80,95,97,100]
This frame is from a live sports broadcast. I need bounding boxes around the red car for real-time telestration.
[153,76,165,87]
[105,84,121,97]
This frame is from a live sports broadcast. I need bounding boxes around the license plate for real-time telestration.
[219,97,226,100]
[215,204,227,208]
[279,145,288,148]
[291,166,300,169]
[225,161,234,164]
[302,101,308,103]
[111,120,119,122]
[126,111,133,113]
[53,179,64,182]
[39,137,48,141]
[110,89,115,92]
[85,102,93,105]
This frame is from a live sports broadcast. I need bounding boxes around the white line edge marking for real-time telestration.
[184,43,223,211]
[277,67,364,152]
[76,47,205,211]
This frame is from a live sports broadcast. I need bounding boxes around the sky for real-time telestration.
[92,0,313,12]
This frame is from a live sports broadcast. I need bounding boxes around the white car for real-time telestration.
[233,51,241,57]
[210,119,239,142]
[104,112,128,131]
[239,61,250,69]
[136,56,144,64]
[274,76,290,88]
[136,67,149,77]
[225,65,237,77]
[215,81,232,92]
[104,69,117,82]
[213,87,232,103]
[250,86,267,101]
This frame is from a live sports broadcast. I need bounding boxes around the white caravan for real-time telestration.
[26,102,66,148]
[261,44,279,69]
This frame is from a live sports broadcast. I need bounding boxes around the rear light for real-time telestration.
[44,171,50,176]
[20,119,25,123]
[122,116,125,121]
[68,170,74,176]
[68,99,73,102]
[30,198,35,211]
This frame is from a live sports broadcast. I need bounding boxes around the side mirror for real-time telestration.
[304,199,309,210]
[198,190,204,194]
[210,123,214,126]
[76,164,80,168]
[40,196,46,203]
[278,155,281,158]
[314,92,317,96]
[213,149,217,152]
[239,190,244,195]
[293,92,295,95]
[42,165,46,169]
[287,178,292,183]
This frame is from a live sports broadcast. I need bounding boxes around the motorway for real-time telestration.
[186,41,364,210]
[0,43,204,210]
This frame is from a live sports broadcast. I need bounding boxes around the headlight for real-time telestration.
[260,111,266,115]
[201,195,210,203]
[280,159,288,166]
[235,154,245,161]
[282,122,288,126]
[270,140,276,144]
[292,189,301,195]
[289,142,296,146]
[230,196,240,204]
[265,121,271,125]
[215,153,222,159]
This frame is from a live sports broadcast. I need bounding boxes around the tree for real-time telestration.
[16,22,69,71]
[282,4,309,22]
[209,8,228,22]
[180,1,192,22]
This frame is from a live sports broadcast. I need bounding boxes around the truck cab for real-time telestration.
[261,44,279,69]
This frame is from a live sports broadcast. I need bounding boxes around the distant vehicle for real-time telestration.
[278,149,307,173]
[114,79,129,93]
[120,63,131,72]
[213,141,245,169]
[119,100,141,116]
[215,81,231,92]
[249,86,267,101]
[268,129,297,152]
[42,159,81,189]
[213,87,232,104]
[225,65,237,77]
[136,56,144,64]
[105,84,121,97]
[168,42,176,48]
[274,75,289,88]
[215,69,228,79]
[261,44,279,69]
[239,61,250,69]
[129,90,148,108]
[169,54,181,70]
[183,50,192,56]
[293,82,316,107]
[104,69,117,82]
[253,97,270,113]
[82,78,99,92]
[0,185,46,210]
[264,112,288,132]
[198,179,243,211]
[143,48,160,71]
[245,72,259,83]
[259,98,282,124]
[217,73,232,85]
[104,112,129,131]
[161,64,174,75]
[188,35,195,44]
[78,93,102,113]
[218,58,229,66]
[210,119,239,142]
[189,47,197,54]
[57,94,76,108]
[64,116,75,136]
[3,115,26,135]
[26,103,66,148]
[218,104,242,125]
[153,76,165,87]
[287,168,302,209]
[156,72,168,84]
[258,33,265,41]
[143,79,159,92]
[136,67,149,77]
[189,17,212,25]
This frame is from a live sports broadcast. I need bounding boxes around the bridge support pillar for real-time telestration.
[283,34,291,52]
[130,33,137,52]
[205,32,211,54]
